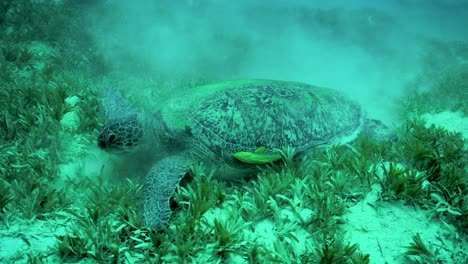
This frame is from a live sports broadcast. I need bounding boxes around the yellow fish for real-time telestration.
[232,146,282,164]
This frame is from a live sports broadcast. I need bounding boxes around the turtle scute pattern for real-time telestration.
[183,81,363,153]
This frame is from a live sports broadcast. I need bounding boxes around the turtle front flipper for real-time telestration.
[142,155,189,230]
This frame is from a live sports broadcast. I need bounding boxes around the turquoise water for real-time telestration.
[0,1,467,263]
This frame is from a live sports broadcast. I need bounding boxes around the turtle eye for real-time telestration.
[98,139,106,149]
[109,134,116,142]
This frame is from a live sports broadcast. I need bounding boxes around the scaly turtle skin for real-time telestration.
[97,79,387,229]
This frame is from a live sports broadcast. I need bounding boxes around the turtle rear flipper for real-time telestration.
[142,155,189,229]
[362,119,398,141]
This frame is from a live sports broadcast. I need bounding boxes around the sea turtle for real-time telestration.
[97,79,393,229]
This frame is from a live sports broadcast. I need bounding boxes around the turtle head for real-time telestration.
[97,114,144,153]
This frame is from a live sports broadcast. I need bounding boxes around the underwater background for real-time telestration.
[0,0,467,263]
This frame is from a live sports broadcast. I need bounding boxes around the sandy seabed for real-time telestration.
[0,111,467,263]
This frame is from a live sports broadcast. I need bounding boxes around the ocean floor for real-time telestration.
[422,111,468,140]
[0,111,466,263]
[1,1,467,263]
